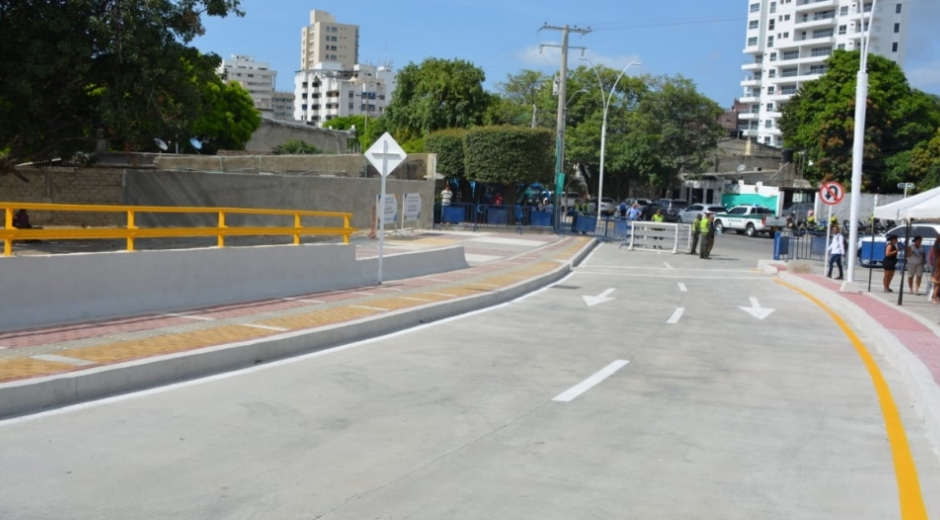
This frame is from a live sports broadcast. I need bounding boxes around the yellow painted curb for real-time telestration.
[775,279,928,520]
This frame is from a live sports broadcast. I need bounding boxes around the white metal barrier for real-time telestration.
[624,222,693,254]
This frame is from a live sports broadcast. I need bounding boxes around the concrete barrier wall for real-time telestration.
[0,245,467,333]
[123,169,435,230]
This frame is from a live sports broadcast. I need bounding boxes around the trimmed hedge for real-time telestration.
[424,129,466,179]
[463,126,554,185]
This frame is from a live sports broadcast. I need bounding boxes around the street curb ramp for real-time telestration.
[0,239,598,419]
[778,272,940,459]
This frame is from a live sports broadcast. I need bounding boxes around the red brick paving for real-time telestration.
[800,274,940,386]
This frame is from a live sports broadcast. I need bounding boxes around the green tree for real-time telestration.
[384,58,490,138]
[779,50,940,191]
[463,126,554,202]
[322,115,381,151]
[909,128,940,190]
[424,129,466,179]
[0,0,243,172]
[190,79,260,153]
[491,70,552,127]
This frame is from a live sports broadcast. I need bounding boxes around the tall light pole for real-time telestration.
[582,58,641,221]
[844,0,878,290]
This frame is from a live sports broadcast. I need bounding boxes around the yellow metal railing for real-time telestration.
[1,202,357,256]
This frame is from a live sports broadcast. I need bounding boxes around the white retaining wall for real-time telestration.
[0,245,468,332]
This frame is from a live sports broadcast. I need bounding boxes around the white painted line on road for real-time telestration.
[667,308,685,324]
[163,313,216,321]
[678,283,688,292]
[469,237,546,247]
[351,305,389,312]
[31,354,96,367]
[400,296,433,302]
[664,262,673,269]
[283,297,326,304]
[424,278,454,283]
[581,265,762,273]
[552,360,630,403]
[426,292,457,298]
[351,291,376,297]
[240,323,290,332]
[580,242,603,266]
[575,272,773,281]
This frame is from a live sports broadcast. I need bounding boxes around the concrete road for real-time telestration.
[1,234,938,519]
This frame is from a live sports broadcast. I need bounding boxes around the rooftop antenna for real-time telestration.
[154,138,168,154]
[190,138,203,155]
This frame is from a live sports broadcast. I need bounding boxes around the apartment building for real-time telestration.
[293,63,396,125]
[740,0,909,147]
[218,55,276,113]
[301,10,359,70]
[272,91,295,120]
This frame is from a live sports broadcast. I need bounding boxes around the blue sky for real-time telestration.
[194,0,940,107]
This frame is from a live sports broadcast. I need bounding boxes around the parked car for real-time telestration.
[560,192,582,211]
[650,199,690,222]
[714,205,788,237]
[676,204,728,224]
[856,223,940,267]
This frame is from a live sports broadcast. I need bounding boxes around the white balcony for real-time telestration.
[741,76,762,87]
[794,18,837,30]
[795,35,835,45]
[742,61,764,71]
[740,96,760,103]
[794,0,837,12]
[740,112,760,120]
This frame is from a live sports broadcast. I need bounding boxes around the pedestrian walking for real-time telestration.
[826,224,845,280]
[883,234,900,293]
[929,241,940,304]
[905,236,926,295]
[689,214,702,255]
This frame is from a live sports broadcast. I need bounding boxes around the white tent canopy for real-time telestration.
[873,185,940,221]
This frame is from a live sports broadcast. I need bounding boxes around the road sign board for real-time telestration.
[402,193,421,222]
[365,132,406,178]
[377,194,398,222]
[819,181,845,206]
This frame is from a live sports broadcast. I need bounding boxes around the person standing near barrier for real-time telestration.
[619,200,628,219]
[906,236,926,295]
[627,203,641,221]
[690,214,702,255]
[929,241,940,304]
[441,185,453,207]
[882,234,900,293]
[651,209,665,249]
[700,213,715,259]
[826,224,845,280]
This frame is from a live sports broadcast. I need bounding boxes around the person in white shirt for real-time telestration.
[441,185,453,207]
[905,235,926,295]
[827,225,845,280]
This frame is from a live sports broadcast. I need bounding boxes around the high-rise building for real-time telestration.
[301,10,359,70]
[293,63,396,125]
[272,91,295,120]
[740,0,909,148]
[218,55,276,114]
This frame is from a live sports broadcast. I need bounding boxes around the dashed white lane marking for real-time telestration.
[678,283,688,292]
[552,360,630,403]
[351,305,389,312]
[164,313,216,321]
[664,262,674,269]
[240,323,289,332]
[667,308,685,324]
[30,354,96,367]
[283,297,326,304]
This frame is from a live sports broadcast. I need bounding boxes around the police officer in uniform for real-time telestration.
[690,214,702,255]
[700,212,716,259]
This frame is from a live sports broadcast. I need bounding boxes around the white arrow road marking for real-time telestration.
[552,360,630,403]
[678,283,688,292]
[667,308,685,324]
[740,297,775,320]
[582,288,616,307]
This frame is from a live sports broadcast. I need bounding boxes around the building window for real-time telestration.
[766,103,774,111]
[810,46,832,57]
[812,28,834,39]
[840,6,849,15]
[767,86,775,94]
[838,25,846,35]
[892,42,899,52]
[769,70,777,78]
[750,3,760,12]
[748,37,758,46]
[838,43,846,50]
[896,3,902,13]
[348,103,354,110]
[749,20,759,29]
[765,120,773,128]
[894,23,900,33]
[770,52,778,61]
[768,36,774,47]
[782,67,798,77]
[864,3,872,12]
[783,50,799,60]
[770,2,777,13]
[784,14,790,20]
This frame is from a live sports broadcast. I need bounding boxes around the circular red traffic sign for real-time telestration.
[819,181,845,206]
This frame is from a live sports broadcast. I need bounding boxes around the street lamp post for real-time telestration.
[844,0,878,290]
[582,59,641,221]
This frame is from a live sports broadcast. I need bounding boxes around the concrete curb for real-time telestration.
[0,238,597,419]
[778,272,940,458]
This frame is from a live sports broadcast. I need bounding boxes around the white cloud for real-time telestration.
[515,43,643,72]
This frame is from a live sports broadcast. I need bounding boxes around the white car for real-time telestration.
[676,204,727,224]
[856,223,939,267]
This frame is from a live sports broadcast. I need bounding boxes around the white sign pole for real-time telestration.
[378,141,389,283]
[825,204,832,272]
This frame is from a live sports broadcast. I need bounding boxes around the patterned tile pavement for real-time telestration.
[799,274,940,387]
[0,235,591,384]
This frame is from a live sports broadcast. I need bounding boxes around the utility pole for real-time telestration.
[539,23,590,232]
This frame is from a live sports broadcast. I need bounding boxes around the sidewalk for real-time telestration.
[781,271,940,454]
[0,232,593,418]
